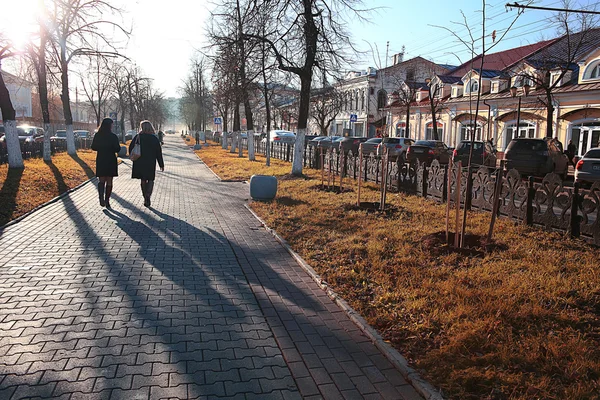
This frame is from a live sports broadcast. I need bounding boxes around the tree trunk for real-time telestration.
[546,93,554,138]
[244,100,255,161]
[0,72,24,168]
[60,60,76,155]
[37,32,52,162]
[405,106,410,138]
[292,74,312,175]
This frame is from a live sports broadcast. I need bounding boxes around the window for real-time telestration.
[460,123,482,141]
[355,90,359,110]
[491,82,498,93]
[396,122,406,137]
[508,121,536,139]
[377,89,387,109]
[426,122,444,140]
[361,90,365,110]
[349,91,353,111]
[370,87,375,95]
[583,60,600,80]
[465,79,479,93]
[406,69,415,81]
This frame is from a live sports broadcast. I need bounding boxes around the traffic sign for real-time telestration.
[350,114,358,122]
[109,112,117,121]
[214,117,222,125]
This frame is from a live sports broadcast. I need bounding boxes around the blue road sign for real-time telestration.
[109,112,117,121]
[350,114,358,122]
[214,117,222,125]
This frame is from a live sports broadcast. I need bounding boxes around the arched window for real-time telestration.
[361,90,365,110]
[396,122,406,138]
[583,60,600,80]
[465,79,479,93]
[349,91,353,111]
[377,89,387,109]
[426,121,444,140]
[460,122,483,142]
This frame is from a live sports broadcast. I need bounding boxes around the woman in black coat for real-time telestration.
[129,120,164,207]
[91,118,121,208]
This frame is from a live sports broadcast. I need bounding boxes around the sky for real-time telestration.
[2,0,594,98]
[121,0,578,97]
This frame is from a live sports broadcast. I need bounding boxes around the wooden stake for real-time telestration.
[327,149,332,189]
[357,144,363,207]
[454,161,462,248]
[339,150,344,192]
[380,147,388,211]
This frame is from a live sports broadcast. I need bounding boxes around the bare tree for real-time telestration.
[513,2,599,138]
[48,0,128,155]
[80,53,112,127]
[310,86,343,136]
[244,0,367,175]
[181,56,211,138]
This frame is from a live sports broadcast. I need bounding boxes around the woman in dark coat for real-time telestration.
[91,118,121,208]
[129,120,164,207]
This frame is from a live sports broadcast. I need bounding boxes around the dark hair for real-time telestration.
[96,118,113,135]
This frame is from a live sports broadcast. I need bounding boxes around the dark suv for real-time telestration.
[504,137,568,178]
[453,140,497,167]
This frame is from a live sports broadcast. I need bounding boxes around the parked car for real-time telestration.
[406,140,452,165]
[304,135,320,144]
[74,130,91,139]
[575,147,600,185]
[17,125,45,144]
[125,130,136,141]
[361,138,383,156]
[504,137,568,178]
[377,137,414,162]
[336,136,369,155]
[262,130,296,144]
[315,136,342,150]
[453,140,497,167]
[308,136,328,147]
[50,130,67,141]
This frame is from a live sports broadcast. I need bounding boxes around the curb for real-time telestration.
[188,142,224,182]
[244,203,444,400]
[0,176,96,233]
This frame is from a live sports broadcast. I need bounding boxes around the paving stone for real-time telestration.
[0,135,424,400]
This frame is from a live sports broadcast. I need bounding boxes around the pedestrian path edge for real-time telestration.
[243,203,445,400]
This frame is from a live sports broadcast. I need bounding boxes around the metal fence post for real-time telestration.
[526,176,535,225]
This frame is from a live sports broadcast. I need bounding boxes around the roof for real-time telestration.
[525,28,600,70]
[438,75,462,84]
[449,40,555,77]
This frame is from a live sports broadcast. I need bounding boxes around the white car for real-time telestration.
[262,130,296,144]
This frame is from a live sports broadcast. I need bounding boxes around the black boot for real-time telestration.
[105,184,113,209]
[145,181,154,207]
[98,181,106,207]
[141,181,148,206]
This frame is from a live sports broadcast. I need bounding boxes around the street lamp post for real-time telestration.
[510,83,530,138]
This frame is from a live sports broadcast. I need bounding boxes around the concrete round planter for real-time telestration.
[249,175,277,201]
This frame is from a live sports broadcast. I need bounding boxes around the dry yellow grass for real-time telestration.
[0,151,97,226]
[199,142,600,400]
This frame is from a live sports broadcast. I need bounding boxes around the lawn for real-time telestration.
[0,151,97,227]
[197,143,600,400]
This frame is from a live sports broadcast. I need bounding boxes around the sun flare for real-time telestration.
[3,0,40,50]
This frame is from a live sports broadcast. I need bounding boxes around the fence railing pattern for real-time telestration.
[205,135,600,245]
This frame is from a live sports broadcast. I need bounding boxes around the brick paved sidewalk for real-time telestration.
[0,135,425,400]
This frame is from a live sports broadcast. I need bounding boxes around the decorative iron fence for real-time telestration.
[207,138,600,244]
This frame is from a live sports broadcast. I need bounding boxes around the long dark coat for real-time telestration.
[129,133,164,181]
[91,131,121,177]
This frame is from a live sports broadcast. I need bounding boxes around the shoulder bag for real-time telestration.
[130,135,142,161]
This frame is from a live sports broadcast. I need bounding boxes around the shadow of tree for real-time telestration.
[44,160,69,193]
[0,167,24,226]
[69,154,95,179]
